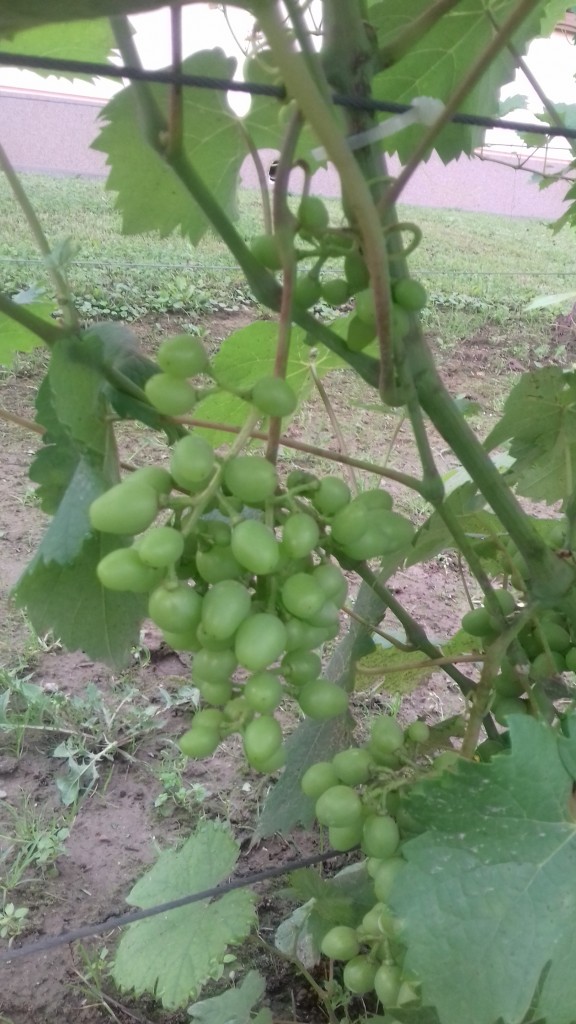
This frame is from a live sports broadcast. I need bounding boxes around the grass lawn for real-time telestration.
[0,173,574,353]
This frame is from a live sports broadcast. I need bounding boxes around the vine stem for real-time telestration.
[342,604,414,651]
[0,408,43,434]
[354,562,476,695]
[0,144,79,331]
[166,4,183,160]
[382,0,544,208]
[310,361,358,492]
[253,0,396,398]
[175,414,424,491]
[266,108,301,464]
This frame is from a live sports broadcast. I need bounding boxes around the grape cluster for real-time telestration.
[249,195,428,354]
[303,716,429,1008]
[461,587,576,731]
[89,332,416,771]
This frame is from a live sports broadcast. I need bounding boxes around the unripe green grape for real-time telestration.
[199,519,231,546]
[195,624,234,652]
[332,747,373,786]
[192,647,238,685]
[372,857,405,902]
[198,678,234,706]
[461,607,492,637]
[193,708,224,730]
[157,333,209,377]
[136,526,184,568]
[293,274,322,309]
[361,814,400,859]
[97,548,162,592]
[162,627,201,652]
[374,964,401,1008]
[252,744,286,773]
[494,660,526,698]
[126,466,173,494]
[321,278,350,306]
[393,277,427,311]
[476,738,507,762]
[223,696,251,724]
[355,287,376,327]
[195,545,244,584]
[250,233,283,270]
[223,456,278,505]
[201,580,252,640]
[286,469,318,493]
[328,821,363,851]
[433,750,462,772]
[344,252,369,292]
[145,372,196,415]
[251,376,298,417]
[531,649,565,680]
[281,513,320,559]
[301,761,339,799]
[315,785,363,828]
[284,617,331,652]
[321,925,360,961]
[484,588,517,617]
[370,715,405,757]
[491,695,530,726]
[243,715,283,768]
[539,621,571,653]
[234,613,287,671]
[244,672,284,713]
[231,520,280,575]
[313,563,348,606]
[170,434,215,492]
[148,583,202,633]
[281,649,322,686]
[90,482,159,536]
[406,720,430,744]
[565,647,576,672]
[330,500,369,546]
[297,679,348,720]
[281,573,326,620]
[342,956,378,995]
[347,316,376,352]
[297,195,330,236]
[312,476,351,516]
[179,727,220,758]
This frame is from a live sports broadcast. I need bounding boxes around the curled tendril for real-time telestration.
[385,221,423,260]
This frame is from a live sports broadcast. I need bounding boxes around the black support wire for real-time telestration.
[0,848,344,965]
[2,51,576,143]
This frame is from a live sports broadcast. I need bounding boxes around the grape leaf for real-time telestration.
[112,821,256,1010]
[406,482,499,568]
[0,0,165,34]
[242,53,319,166]
[391,714,576,1024]
[370,0,568,163]
[0,19,114,77]
[0,304,52,366]
[194,320,343,446]
[187,971,269,1024]
[13,532,146,667]
[485,367,576,504]
[93,50,244,246]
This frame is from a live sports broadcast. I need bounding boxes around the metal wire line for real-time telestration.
[0,848,344,965]
[2,51,576,143]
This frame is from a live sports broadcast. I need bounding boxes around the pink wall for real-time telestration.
[1,88,572,220]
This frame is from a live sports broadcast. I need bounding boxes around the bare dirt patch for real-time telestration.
[0,313,548,1023]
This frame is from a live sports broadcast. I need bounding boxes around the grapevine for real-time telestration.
[3,1,576,1022]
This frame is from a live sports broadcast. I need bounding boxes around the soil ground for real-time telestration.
[0,309,572,1024]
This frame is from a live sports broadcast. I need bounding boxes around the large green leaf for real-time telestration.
[0,303,53,367]
[370,0,568,163]
[188,972,271,1024]
[392,714,576,1024]
[93,50,245,245]
[0,0,165,34]
[112,821,256,1010]
[13,532,146,667]
[485,367,576,504]
[0,19,114,77]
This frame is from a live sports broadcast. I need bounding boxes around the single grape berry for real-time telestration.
[157,333,209,377]
[374,964,401,1008]
[406,720,430,744]
[235,613,288,672]
[244,672,284,713]
[361,813,400,860]
[321,925,360,961]
[312,476,351,516]
[332,747,372,786]
[315,785,363,828]
[179,727,220,759]
[321,278,350,306]
[301,761,340,799]
[297,195,330,236]
[231,520,280,576]
[461,607,492,638]
[344,252,369,293]
[250,376,298,417]
[243,715,283,769]
[281,649,322,686]
[281,573,326,620]
[393,277,428,311]
[201,580,252,640]
[297,679,348,720]
[192,647,238,685]
[342,956,378,995]
[328,821,364,851]
[250,233,283,270]
[223,456,278,506]
[126,466,173,494]
[97,548,162,592]
[293,274,322,309]
[137,526,184,568]
[170,434,215,492]
[281,513,320,559]
[145,372,196,416]
[90,482,159,536]
[148,583,202,633]
[369,715,405,758]
[313,563,348,605]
